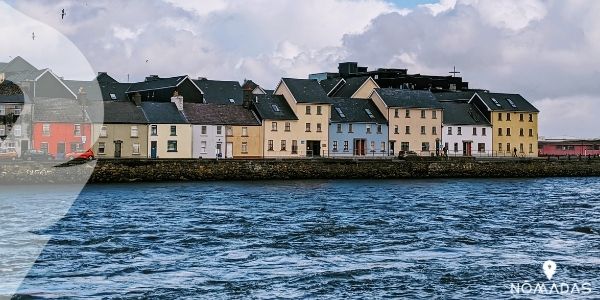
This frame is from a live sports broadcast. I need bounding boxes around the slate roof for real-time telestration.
[33,98,91,122]
[183,103,261,126]
[100,101,148,124]
[0,56,38,73]
[332,76,370,98]
[330,98,387,123]
[127,76,188,93]
[319,78,344,95]
[64,79,103,101]
[374,88,442,109]
[141,102,188,124]
[253,94,298,121]
[192,79,243,105]
[473,92,539,112]
[281,78,331,104]
[439,101,491,126]
[5,69,46,83]
[433,91,476,102]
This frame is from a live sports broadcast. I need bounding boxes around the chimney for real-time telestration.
[97,72,107,76]
[145,75,160,82]
[132,92,142,106]
[77,87,88,106]
[338,62,358,77]
[197,77,207,81]
[171,90,184,111]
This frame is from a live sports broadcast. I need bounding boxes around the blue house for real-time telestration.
[328,98,389,157]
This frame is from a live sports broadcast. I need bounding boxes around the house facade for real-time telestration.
[252,93,299,157]
[538,138,600,156]
[470,92,539,157]
[0,80,31,156]
[439,101,492,156]
[93,101,148,158]
[142,97,192,159]
[370,88,443,156]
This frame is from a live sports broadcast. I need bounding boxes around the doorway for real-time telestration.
[226,142,233,158]
[354,139,366,156]
[306,140,321,157]
[462,141,472,156]
[57,143,66,159]
[20,140,29,156]
[114,140,122,158]
[389,141,395,156]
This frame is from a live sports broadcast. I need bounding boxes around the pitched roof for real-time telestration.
[99,81,131,101]
[183,103,261,125]
[63,79,103,101]
[439,101,491,126]
[319,78,344,95]
[473,92,539,112]
[98,101,148,124]
[253,94,298,121]
[141,102,188,124]
[281,78,331,104]
[332,76,370,98]
[192,79,243,105]
[330,98,387,123]
[0,56,38,73]
[374,88,442,109]
[127,76,188,93]
[32,98,90,122]
[433,91,476,102]
[4,69,46,83]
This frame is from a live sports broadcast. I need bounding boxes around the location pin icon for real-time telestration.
[543,260,557,280]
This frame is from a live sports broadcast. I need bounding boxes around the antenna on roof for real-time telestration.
[449,66,460,77]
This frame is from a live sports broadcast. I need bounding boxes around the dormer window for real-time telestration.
[110,93,117,100]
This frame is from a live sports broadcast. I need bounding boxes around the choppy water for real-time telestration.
[11,178,600,299]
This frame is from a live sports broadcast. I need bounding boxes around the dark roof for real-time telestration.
[330,98,386,123]
[374,88,442,109]
[32,98,90,122]
[64,79,103,101]
[318,78,344,94]
[183,103,261,125]
[253,94,298,121]
[99,82,131,101]
[439,101,490,126]
[141,102,187,124]
[242,80,259,91]
[281,78,331,104]
[473,92,539,112]
[332,76,370,98]
[433,91,476,102]
[0,94,25,104]
[193,79,243,105]
[100,101,148,124]
[127,76,188,93]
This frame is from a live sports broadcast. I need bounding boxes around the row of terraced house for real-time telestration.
[0,57,540,159]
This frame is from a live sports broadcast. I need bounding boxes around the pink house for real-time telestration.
[538,139,600,156]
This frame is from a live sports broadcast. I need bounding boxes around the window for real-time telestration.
[370,141,375,151]
[344,141,349,152]
[498,114,502,121]
[229,98,235,104]
[448,127,453,135]
[520,114,524,122]
[335,107,345,118]
[98,142,105,154]
[365,109,375,119]
[241,142,248,154]
[305,106,311,115]
[333,141,338,152]
[421,110,426,119]
[473,128,477,136]
[41,142,49,154]
[268,140,274,151]
[133,143,141,155]
[43,123,50,136]
[457,127,462,135]
[292,140,298,154]
[348,124,353,133]
[200,141,207,153]
[519,143,524,153]
[110,93,117,100]
[226,126,233,136]
[401,142,409,152]
[242,127,248,136]
[317,106,322,115]
[216,126,222,135]
[271,104,280,112]
[482,128,487,136]
[529,144,533,153]
[432,111,437,119]
[281,140,286,151]
[507,143,511,152]
[201,126,207,135]
[506,128,511,136]
[422,142,430,151]
[366,125,372,134]
[432,127,437,135]
[405,126,411,134]
[381,142,386,152]
[73,124,81,136]
[284,122,290,132]
[377,124,382,134]
[150,125,157,136]
[337,124,342,133]
[478,143,485,153]
[394,109,399,118]
[519,128,524,137]
[13,125,21,137]
[529,114,533,122]
[305,123,311,132]
[394,125,399,134]
[454,143,459,153]
[271,122,278,131]
[498,143,503,152]
[70,143,82,152]
[167,141,178,152]
[131,126,138,138]
[405,110,410,118]
[529,129,533,137]
[316,123,322,132]
[506,113,511,121]
[171,126,177,136]
[498,128,503,136]
[421,126,426,135]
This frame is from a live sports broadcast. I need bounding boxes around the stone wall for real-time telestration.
[3,158,600,184]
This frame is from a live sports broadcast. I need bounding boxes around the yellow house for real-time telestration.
[252,93,299,157]
[470,92,539,157]
[370,88,443,156]
[141,101,192,159]
[92,101,149,158]
[272,78,332,157]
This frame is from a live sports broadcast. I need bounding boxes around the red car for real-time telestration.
[66,149,95,160]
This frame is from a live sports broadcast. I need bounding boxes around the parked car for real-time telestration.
[21,149,55,161]
[66,149,95,160]
[0,148,18,160]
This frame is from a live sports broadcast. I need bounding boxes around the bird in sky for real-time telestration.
[32,32,35,40]
[61,9,66,20]
[146,59,149,63]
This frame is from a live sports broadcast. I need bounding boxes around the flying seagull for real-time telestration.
[32,32,35,40]
[146,59,149,63]
[61,9,66,20]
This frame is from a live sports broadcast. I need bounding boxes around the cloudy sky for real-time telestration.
[2,0,600,138]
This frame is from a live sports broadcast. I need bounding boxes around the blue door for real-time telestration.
[151,141,157,159]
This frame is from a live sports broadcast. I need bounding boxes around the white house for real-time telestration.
[440,101,492,156]
[183,103,228,159]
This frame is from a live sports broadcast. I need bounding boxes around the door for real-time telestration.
[150,141,157,159]
[306,141,321,157]
[226,142,233,158]
[389,141,395,156]
[114,141,122,158]
[57,143,66,159]
[20,140,28,156]
[216,143,223,158]
[354,139,366,156]
[463,141,472,156]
